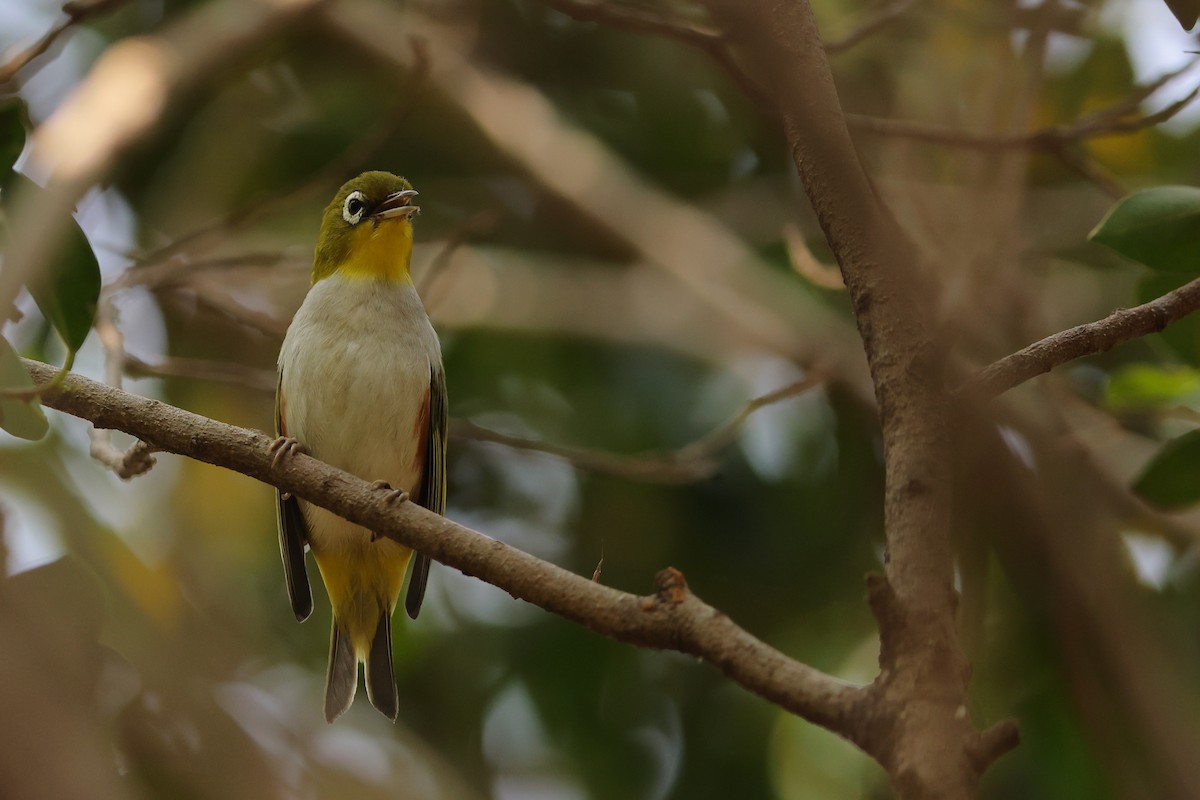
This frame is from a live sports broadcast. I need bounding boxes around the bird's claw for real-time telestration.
[269,436,306,468]
[371,479,410,506]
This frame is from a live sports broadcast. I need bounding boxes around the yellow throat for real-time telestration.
[334,219,414,283]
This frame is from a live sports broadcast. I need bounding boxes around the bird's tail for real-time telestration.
[323,610,398,723]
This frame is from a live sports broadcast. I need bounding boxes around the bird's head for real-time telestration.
[312,171,420,284]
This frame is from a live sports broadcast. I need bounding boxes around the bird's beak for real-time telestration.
[372,189,420,221]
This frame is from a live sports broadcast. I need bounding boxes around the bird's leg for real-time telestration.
[269,436,307,470]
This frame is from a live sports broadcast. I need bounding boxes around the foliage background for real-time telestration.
[3,0,1200,798]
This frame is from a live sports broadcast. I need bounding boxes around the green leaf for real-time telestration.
[1105,364,1200,413]
[0,100,26,178]
[1089,186,1200,273]
[0,336,49,441]
[1134,429,1200,509]
[5,174,101,351]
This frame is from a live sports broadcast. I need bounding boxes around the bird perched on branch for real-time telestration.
[270,171,447,722]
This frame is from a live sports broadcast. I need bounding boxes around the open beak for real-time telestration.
[373,189,420,221]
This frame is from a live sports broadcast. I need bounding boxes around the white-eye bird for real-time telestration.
[271,171,446,723]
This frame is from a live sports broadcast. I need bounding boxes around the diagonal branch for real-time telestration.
[0,0,130,86]
[963,276,1200,399]
[21,357,870,745]
[454,376,821,484]
[824,0,918,54]
[847,79,1200,150]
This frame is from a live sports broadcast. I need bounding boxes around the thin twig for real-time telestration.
[0,0,129,86]
[123,353,277,393]
[849,70,1200,149]
[453,376,820,484]
[1049,142,1128,199]
[825,0,918,54]
[415,209,501,307]
[539,0,720,47]
[963,276,1200,399]
[535,0,773,111]
[89,295,157,478]
[22,357,871,742]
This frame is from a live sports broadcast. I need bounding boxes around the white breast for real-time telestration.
[279,275,441,548]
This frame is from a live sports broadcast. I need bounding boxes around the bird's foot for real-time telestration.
[371,479,410,506]
[269,436,307,469]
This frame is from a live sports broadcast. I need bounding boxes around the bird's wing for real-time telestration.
[405,359,447,619]
[276,370,314,622]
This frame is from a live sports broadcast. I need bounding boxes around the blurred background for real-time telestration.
[3,0,1200,797]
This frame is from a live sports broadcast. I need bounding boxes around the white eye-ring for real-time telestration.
[342,191,367,225]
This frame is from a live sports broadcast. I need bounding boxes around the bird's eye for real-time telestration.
[342,191,367,224]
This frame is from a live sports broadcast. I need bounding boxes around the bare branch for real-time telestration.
[454,376,821,484]
[1048,143,1128,199]
[0,0,129,86]
[963,276,1200,399]
[848,71,1200,149]
[539,0,720,47]
[825,0,918,55]
[123,353,277,393]
[22,357,870,743]
[534,0,772,110]
[88,295,156,478]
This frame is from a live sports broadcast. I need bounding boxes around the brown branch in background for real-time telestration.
[0,0,130,86]
[535,0,772,111]
[1049,142,1128,199]
[454,376,821,484]
[89,297,157,478]
[963,276,1200,399]
[849,66,1200,149]
[414,209,501,307]
[114,251,307,293]
[123,353,277,393]
[22,358,871,745]
[824,0,918,54]
[538,0,720,47]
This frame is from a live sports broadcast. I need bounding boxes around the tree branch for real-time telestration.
[21,358,870,744]
[704,1,985,795]
[963,276,1200,399]
[824,0,918,54]
[454,376,822,484]
[847,75,1200,150]
[0,0,129,86]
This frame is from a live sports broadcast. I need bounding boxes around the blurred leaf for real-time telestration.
[0,335,49,440]
[1162,0,1200,30]
[0,100,25,178]
[5,174,101,351]
[1134,429,1200,509]
[1105,364,1200,412]
[1090,187,1200,273]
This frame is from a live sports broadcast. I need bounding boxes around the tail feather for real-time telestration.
[324,622,357,723]
[365,611,398,720]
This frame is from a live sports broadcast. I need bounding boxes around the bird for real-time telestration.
[270,171,446,723]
